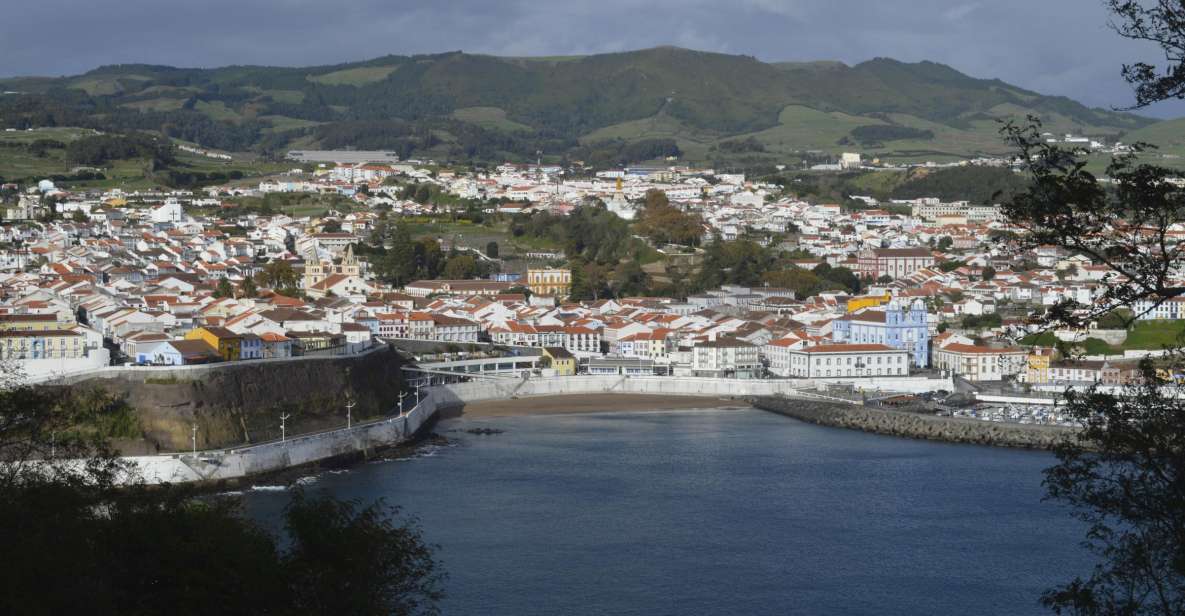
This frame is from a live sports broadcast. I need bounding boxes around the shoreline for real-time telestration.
[441,393,749,419]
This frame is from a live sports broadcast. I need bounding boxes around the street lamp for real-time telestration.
[280,413,291,444]
[191,423,198,455]
[345,399,355,429]
[399,390,407,415]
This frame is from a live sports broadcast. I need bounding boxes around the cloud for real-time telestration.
[942,3,981,22]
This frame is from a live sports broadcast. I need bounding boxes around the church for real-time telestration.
[831,299,931,368]
[303,244,372,300]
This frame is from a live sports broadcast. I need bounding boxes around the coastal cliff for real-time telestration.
[64,346,406,454]
[752,396,1077,450]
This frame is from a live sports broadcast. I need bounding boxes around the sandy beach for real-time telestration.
[445,394,751,418]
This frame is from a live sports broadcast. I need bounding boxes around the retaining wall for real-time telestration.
[430,375,954,408]
[123,393,436,485]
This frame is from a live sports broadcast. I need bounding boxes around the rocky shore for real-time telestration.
[751,396,1078,450]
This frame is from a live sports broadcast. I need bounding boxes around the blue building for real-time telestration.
[832,299,930,368]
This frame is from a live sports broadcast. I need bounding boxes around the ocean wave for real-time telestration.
[250,485,289,492]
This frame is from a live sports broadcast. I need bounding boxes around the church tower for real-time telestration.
[303,245,325,289]
[339,243,360,277]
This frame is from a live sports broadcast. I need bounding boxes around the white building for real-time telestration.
[150,199,185,224]
[692,338,760,378]
[932,343,1027,382]
[782,343,909,379]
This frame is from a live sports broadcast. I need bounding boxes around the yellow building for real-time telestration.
[1026,347,1056,384]
[0,330,87,360]
[846,293,892,313]
[0,314,74,332]
[185,326,242,361]
[527,268,572,298]
[542,346,576,376]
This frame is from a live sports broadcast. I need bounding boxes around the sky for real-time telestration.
[5,0,1185,118]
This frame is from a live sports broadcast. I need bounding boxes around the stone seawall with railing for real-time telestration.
[751,396,1078,450]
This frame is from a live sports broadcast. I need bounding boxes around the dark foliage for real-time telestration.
[891,165,1029,204]
[65,132,175,166]
[1040,364,1185,615]
[0,379,444,616]
[1108,0,1185,108]
[848,124,934,145]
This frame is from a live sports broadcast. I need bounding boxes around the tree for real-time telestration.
[981,265,996,281]
[1000,6,1185,612]
[239,276,258,298]
[441,255,478,280]
[213,278,234,298]
[635,191,703,248]
[643,188,669,210]
[0,368,445,616]
[256,261,299,292]
[1108,0,1185,107]
[485,241,499,259]
[1040,365,1185,615]
[762,268,822,299]
[612,260,649,297]
[937,236,954,251]
[569,259,610,301]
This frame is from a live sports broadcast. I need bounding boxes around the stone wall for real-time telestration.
[62,345,406,453]
[751,396,1078,450]
[123,392,435,486]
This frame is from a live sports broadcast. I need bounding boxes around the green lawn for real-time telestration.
[1123,320,1185,349]
[307,65,399,86]
[1022,320,1185,354]
[451,107,532,132]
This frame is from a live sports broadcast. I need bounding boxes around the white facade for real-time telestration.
[691,339,760,378]
[782,344,909,379]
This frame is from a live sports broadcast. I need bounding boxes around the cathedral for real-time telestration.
[303,243,362,290]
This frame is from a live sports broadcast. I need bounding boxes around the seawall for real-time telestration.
[58,345,407,453]
[751,396,1078,450]
[429,374,954,409]
[122,390,437,486]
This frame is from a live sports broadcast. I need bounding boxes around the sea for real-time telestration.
[240,407,1093,616]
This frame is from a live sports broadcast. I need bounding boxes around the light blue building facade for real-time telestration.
[832,299,930,368]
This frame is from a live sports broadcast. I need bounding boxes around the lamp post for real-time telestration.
[345,399,355,429]
[399,390,407,415]
[280,413,291,444]
[191,423,198,455]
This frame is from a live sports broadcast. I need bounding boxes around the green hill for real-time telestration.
[0,47,1157,167]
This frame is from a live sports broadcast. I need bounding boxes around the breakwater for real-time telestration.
[751,396,1078,450]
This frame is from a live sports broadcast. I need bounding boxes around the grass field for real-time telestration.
[307,65,399,86]
[193,100,242,122]
[1123,321,1185,349]
[0,127,289,189]
[451,107,532,132]
[120,97,187,112]
[1022,320,1185,354]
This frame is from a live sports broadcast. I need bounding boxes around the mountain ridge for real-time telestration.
[0,47,1161,166]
